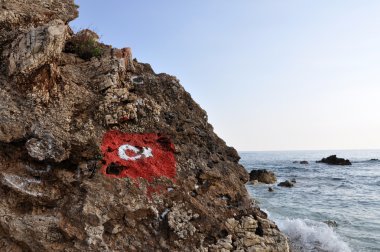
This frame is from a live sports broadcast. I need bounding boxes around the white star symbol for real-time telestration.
[142,147,153,158]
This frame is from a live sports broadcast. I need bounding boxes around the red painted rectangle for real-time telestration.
[100,131,176,183]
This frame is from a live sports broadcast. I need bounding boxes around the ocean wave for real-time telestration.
[275,218,351,252]
[334,183,355,189]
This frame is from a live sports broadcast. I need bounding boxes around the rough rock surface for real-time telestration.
[277,180,294,188]
[317,155,352,166]
[324,220,338,228]
[249,169,276,184]
[0,1,289,251]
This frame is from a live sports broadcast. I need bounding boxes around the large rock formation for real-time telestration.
[317,155,352,166]
[0,1,289,251]
[249,169,277,184]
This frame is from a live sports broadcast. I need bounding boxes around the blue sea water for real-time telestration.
[240,150,380,252]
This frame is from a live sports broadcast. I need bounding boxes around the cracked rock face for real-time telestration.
[0,1,289,251]
[3,20,68,76]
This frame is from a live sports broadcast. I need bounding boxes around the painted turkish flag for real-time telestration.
[100,131,176,182]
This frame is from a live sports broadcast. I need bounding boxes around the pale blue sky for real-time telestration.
[71,0,380,151]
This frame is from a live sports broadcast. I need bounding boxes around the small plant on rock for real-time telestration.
[64,29,104,60]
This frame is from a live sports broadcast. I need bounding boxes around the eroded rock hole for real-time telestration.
[255,225,264,237]
[220,229,229,238]
[106,162,125,176]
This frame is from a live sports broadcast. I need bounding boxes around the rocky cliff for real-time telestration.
[0,1,289,251]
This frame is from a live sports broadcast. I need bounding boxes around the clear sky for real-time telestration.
[71,0,380,151]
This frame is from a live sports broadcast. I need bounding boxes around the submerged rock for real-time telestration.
[324,220,338,228]
[249,169,277,184]
[278,180,294,188]
[317,155,352,165]
[0,1,289,251]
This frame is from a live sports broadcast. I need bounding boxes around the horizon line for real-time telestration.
[238,148,380,152]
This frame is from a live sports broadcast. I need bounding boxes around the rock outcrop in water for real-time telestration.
[324,220,338,228]
[249,169,277,184]
[278,180,294,188]
[293,160,308,164]
[317,155,352,166]
[0,1,289,251]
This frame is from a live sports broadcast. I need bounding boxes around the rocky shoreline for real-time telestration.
[0,1,289,251]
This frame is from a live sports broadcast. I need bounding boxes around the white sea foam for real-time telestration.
[242,150,380,251]
[275,218,351,252]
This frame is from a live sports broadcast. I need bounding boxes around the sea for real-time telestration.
[240,150,380,252]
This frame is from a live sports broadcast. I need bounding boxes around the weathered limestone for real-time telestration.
[0,1,290,251]
[3,20,68,75]
[0,0,78,28]
[167,203,198,239]
[26,136,69,162]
